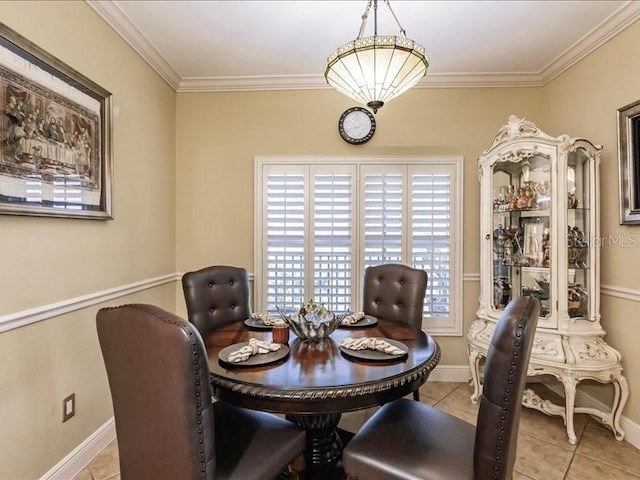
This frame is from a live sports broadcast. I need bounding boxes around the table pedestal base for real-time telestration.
[288,413,343,479]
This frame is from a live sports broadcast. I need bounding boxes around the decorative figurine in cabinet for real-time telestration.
[467,116,629,444]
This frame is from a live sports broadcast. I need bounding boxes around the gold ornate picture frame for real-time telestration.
[0,22,112,219]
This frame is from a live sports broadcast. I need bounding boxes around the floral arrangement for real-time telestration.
[298,299,331,324]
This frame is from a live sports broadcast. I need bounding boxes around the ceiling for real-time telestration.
[87,0,640,92]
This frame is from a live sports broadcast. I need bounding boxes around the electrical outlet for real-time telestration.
[63,393,75,422]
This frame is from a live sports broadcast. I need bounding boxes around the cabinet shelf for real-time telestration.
[493,208,550,217]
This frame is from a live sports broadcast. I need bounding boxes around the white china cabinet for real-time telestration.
[468,116,628,444]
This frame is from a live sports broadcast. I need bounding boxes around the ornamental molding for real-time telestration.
[531,337,562,360]
[578,339,611,361]
[496,148,551,165]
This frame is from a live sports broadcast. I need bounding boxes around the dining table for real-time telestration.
[203,317,441,480]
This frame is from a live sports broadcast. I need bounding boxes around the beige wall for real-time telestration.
[0,2,176,478]
[541,19,640,425]
[175,87,544,365]
[2,2,639,477]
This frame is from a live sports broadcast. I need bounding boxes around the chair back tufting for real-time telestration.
[362,263,428,329]
[182,265,251,336]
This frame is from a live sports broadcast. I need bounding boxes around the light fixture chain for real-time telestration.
[357,0,373,39]
[384,0,407,37]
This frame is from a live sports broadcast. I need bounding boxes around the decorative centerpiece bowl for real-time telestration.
[277,300,342,343]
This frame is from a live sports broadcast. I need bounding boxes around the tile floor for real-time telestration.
[74,382,640,480]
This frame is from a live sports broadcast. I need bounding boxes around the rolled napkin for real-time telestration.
[227,338,282,363]
[251,312,286,326]
[340,337,405,356]
[341,311,365,325]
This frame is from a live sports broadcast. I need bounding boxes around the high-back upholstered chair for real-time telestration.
[362,264,428,330]
[182,265,251,336]
[97,304,305,480]
[343,296,540,480]
[363,263,428,400]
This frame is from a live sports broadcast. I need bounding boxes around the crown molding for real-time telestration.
[87,0,640,93]
[417,72,543,88]
[177,74,328,92]
[540,0,640,83]
[86,0,181,90]
[176,71,546,93]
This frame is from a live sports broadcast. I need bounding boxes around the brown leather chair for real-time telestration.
[182,265,251,336]
[97,304,305,480]
[342,296,540,480]
[363,263,428,400]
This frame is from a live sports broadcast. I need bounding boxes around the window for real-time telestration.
[255,157,463,335]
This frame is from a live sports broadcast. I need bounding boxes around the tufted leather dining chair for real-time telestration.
[343,296,540,480]
[97,304,305,480]
[363,263,428,400]
[182,265,251,336]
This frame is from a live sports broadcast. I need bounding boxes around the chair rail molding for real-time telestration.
[601,284,640,303]
[0,273,179,334]
[463,274,640,303]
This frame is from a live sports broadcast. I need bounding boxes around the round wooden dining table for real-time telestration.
[203,317,440,479]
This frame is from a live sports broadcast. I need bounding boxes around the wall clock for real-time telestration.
[338,107,376,145]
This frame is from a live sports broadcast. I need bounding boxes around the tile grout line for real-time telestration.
[562,416,589,480]
[431,383,468,407]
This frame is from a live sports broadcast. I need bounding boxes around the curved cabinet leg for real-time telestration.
[468,346,483,404]
[611,374,629,441]
[561,374,578,445]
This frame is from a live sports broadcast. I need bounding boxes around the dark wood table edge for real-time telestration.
[211,338,441,413]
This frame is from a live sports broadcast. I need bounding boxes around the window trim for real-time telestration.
[254,156,464,336]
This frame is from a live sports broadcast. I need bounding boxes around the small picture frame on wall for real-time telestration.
[618,99,640,224]
[0,22,112,219]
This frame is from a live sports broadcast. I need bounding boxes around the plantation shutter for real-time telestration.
[410,167,453,317]
[361,166,405,268]
[265,168,306,312]
[256,157,462,335]
[311,165,356,312]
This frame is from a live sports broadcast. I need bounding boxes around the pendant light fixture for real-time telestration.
[324,0,429,113]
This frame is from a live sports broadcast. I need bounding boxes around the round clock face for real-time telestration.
[338,107,376,145]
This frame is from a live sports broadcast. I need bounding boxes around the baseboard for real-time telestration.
[40,417,116,480]
[429,364,471,382]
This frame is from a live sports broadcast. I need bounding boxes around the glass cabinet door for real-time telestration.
[566,148,591,320]
[491,154,552,318]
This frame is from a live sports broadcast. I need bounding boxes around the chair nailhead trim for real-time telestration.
[490,296,535,479]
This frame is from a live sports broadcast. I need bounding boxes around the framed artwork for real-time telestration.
[0,22,112,219]
[618,99,640,224]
